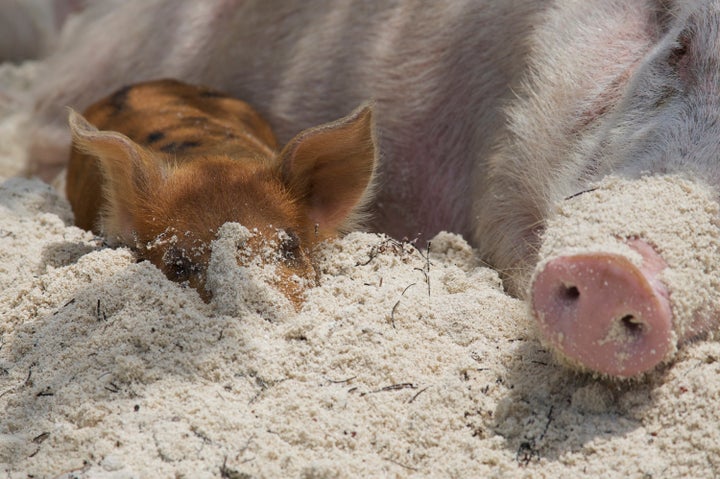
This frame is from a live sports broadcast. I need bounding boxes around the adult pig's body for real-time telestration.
[23,0,720,375]
[26,0,542,243]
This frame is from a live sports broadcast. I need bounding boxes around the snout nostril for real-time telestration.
[620,314,644,336]
[560,285,580,301]
[555,284,580,309]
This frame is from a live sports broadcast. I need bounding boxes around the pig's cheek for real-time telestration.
[530,240,673,378]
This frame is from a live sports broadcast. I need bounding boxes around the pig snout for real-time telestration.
[530,239,673,378]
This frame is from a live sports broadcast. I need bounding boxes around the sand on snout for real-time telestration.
[532,175,720,374]
[1,62,720,478]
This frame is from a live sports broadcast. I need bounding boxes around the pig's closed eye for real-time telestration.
[279,230,302,261]
[170,258,194,282]
[163,247,200,282]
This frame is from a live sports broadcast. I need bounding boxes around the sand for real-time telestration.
[2,63,720,479]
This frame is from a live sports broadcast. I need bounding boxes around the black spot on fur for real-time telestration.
[109,85,132,112]
[159,140,202,154]
[146,131,165,144]
[198,88,226,99]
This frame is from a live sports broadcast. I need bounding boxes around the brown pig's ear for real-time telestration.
[278,103,377,238]
[68,109,166,242]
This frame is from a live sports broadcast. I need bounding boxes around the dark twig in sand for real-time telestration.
[105,382,120,393]
[408,385,431,403]
[36,388,54,397]
[516,405,554,467]
[325,376,357,384]
[414,240,432,296]
[220,456,251,479]
[516,440,540,466]
[32,432,50,444]
[356,237,409,266]
[24,363,35,386]
[390,283,417,328]
[384,457,420,471]
[53,298,76,316]
[539,405,554,441]
[361,382,417,397]
[96,299,107,321]
[564,187,598,200]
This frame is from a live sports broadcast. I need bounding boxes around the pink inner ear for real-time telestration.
[305,153,374,228]
[70,112,165,243]
[100,147,168,244]
[279,105,376,234]
[671,31,693,84]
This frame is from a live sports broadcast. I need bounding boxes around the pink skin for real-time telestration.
[531,239,672,377]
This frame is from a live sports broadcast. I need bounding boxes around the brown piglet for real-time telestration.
[66,79,376,305]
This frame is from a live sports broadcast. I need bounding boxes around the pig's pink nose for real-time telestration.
[531,243,672,377]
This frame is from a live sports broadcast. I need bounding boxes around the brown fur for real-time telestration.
[66,79,376,304]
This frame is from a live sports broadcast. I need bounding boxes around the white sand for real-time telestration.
[2,63,720,478]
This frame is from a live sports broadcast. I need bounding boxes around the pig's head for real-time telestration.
[477,1,720,378]
[67,104,377,305]
[528,3,720,378]
[530,175,720,379]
